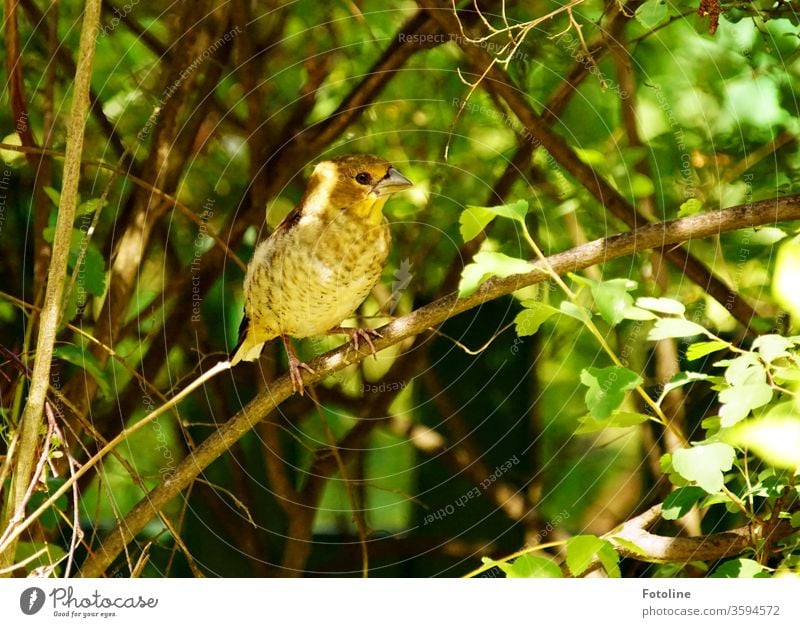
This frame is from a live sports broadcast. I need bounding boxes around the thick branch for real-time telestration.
[77,193,800,577]
[585,503,793,574]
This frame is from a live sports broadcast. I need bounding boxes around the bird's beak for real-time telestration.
[373,167,413,196]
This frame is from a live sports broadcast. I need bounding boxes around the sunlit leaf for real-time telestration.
[662,486,706,520]
[648,318,705,340]
[686,340,729,361]
[514,302,558,337]
[636,296,685,315]
[458,252,532,298]
[580,366,643,420]
[506,554,562,578]
[672,443,736,494]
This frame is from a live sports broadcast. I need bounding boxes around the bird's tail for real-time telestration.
[229,315,269,365]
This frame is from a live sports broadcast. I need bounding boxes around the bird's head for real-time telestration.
[302,154,413,223]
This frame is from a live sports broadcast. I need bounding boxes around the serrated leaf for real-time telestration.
[711,558,767,578]
[611,537,648,557]
[514,302,558,337]
[53,344,113,400]
[565,535,605,576]
[580,366,643,420]
[718,382,773,427]
[647,318,705,340]
[591,279,636,327]
[751,334,793,363]
[597,542,620,578]
[662,486,706,520]
[672,443,736,494]
[686,340,729,361]
[459,206,495,243]
[575,411,649,434]
[717,353,765,387]
[458,252,532,298]
[506,554,562,578]
[635,296,685,315]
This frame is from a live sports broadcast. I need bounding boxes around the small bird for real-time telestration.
[230,154,413,394]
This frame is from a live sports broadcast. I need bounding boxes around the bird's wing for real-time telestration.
[229,313,266,365]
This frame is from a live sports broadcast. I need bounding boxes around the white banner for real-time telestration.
[0,578,797,626]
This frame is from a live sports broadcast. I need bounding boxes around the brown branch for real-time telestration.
[418,0,761,330]
[599,503,792,571]
[76,192,800,577]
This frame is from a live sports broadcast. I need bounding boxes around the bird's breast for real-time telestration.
[244,213,391,338]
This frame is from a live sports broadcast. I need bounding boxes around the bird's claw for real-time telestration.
[282,335,315,395]
[330,327,382,359]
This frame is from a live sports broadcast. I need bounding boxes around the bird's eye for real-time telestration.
[355,172,372,185]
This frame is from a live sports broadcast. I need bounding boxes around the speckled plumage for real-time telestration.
[230,155,412,391]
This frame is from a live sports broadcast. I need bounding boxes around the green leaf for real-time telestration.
[506,554,562,578]
[559,300,592,323]
[791,511,800,528]
[635,296,685,315]
[68,244,107,297]
[717,353,765,387]
[580,366,643,420]
[514,302,558,337]
[661,486,706,520]
[591,279,636,327]
[725,402,800,470]
[751,334,793,363]
[773,237,800,320]
[459,201,529,243]
[686,340,729,361]
[15,541,67,576]
[76,197,107,218]
[565,535,605,576]
[481,199,529,224]
[678,198,702,217]
[597,542,620,578]
[611,537,648,557]
[711,558,767,578]
[635,0,669,30]
[53,344,113,400]
[459,206,495,243]
[718,382,773,427]
[672,443,736,494]
[647,318,705,340]
[657,372,710,402]
[458,252,532,298]
[43,186,61,207]
[575,411,649,434]
[621,305,658,321]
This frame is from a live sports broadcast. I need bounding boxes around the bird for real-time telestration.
[230,154,413,394]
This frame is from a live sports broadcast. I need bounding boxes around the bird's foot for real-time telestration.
[281,335,315,395]
[329,326,382,358]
